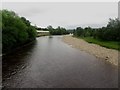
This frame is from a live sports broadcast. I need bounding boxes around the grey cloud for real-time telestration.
[2,2,118,29]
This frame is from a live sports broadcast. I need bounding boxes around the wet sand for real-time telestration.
[62,35,118,66]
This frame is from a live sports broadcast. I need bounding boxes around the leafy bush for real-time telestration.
[1,10,37,53]
[47,25,69,35]
[73,18,120,41]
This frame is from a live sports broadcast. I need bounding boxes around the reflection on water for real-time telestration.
[2,36,118,88]
[3,41,37,80]
[49,36,53,38]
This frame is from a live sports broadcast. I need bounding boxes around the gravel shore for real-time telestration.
[62,35,118,66]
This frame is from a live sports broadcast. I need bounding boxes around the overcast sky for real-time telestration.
[2,2,118,29]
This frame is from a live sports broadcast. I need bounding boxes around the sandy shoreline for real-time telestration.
[62,35,119,66]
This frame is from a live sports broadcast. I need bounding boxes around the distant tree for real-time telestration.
[73,18,120,41]
[47,25,53,30]
[47,25,69,35]
[74,27,84,37]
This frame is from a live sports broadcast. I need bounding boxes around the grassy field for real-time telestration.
[77,37,119,51]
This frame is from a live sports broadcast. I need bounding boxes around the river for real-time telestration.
[2,36,118,88]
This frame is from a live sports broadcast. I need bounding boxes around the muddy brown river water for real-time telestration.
[2,36,118,88]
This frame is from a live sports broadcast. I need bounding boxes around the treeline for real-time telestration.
[35,27,48,31]
[2,10,37,53]
[47,25,69,35]
[73,18,120,41]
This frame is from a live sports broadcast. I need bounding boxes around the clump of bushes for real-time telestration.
[1,10,37,53]
[73,18,120,41]
[47,26,69,35]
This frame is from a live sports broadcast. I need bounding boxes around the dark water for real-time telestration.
[3,36,118,88]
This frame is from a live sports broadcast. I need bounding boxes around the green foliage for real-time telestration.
[81,37,119,50]
[73,18,120,50]
[2,10,37,53]
[73,18,120,41]
[47,25,69,35]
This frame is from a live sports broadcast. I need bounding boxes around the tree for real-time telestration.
[73,18,120,41]
[2,9,37,53]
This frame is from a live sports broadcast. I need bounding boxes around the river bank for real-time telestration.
[62,35,118,66]
[2,40,36,57]
[3,36,118,88]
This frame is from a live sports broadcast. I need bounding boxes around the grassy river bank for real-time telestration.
[62,35,119,66]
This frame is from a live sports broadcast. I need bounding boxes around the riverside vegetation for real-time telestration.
[1,9,120,54]
[36,25,70,35]
[47,25,69,35]
[73,18,120,50]
[1,10,69,54]
[1,10,37,54]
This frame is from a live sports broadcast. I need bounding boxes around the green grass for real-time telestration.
[77,37,119,51]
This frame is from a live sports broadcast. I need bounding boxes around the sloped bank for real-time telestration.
[62,35,118,66]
